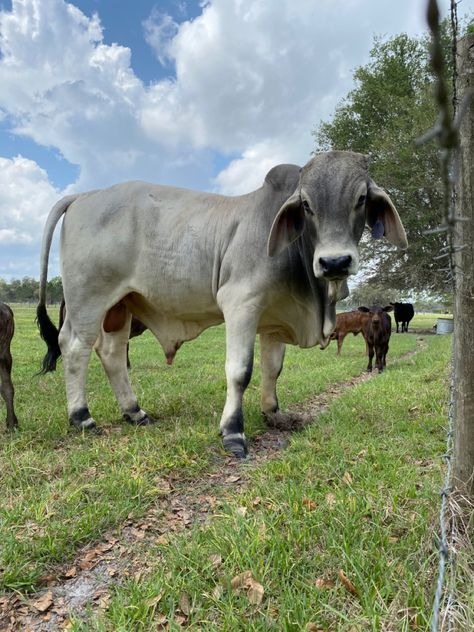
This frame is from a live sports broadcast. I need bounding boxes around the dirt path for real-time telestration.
[0,338,426,631]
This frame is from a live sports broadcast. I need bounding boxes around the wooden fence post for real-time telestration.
[453,33,474,494]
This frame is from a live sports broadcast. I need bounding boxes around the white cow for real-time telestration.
[37,151,407,457]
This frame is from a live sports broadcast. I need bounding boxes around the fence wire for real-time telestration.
[422,1,467,630]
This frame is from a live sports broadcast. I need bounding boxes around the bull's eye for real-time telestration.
[302,199,313,215]
[356,194,366,208]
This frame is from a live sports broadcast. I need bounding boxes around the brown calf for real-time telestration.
[358,305,393,373]
[0,302,18,429]
[330,310,371,355]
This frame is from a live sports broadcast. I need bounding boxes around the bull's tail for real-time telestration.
[36,195,79,373]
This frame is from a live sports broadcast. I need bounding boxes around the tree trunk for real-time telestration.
[453,34,474,494]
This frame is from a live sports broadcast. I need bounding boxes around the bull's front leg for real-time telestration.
[220,309,259,459]
[260,333,285,415]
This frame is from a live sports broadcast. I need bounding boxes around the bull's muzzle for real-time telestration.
[318,255,352,280]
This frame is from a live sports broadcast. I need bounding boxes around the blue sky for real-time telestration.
[0,0,472,279]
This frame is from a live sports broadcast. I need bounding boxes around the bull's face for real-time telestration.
[267,151,407,287]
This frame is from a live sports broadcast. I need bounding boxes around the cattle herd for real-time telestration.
[2,151,415,457]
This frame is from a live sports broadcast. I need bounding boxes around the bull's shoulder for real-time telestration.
[264,164,301,194]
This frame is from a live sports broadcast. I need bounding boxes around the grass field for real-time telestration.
[0,305,453,630]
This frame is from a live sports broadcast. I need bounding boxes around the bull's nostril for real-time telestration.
[319,255,352,276]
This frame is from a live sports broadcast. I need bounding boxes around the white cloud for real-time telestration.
[143,9,179,65]
[0,155,59,244]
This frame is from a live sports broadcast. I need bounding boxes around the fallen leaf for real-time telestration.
[32,591,54,613]
[231,570,253,590]
[225,474,241,483]
[302,498,317,511]
[175,614,187,626]
[325,492,336,508]
[155,534,169,545]
[338,569,358,596]
[237,506,248,517]
[306,625,324,632]
[247,579,264,605]
[314,577,335,590]
[179,592,191,616]
[63,567,77,579]
[212,584,224,600]
[342,471,353,485]
[145,592,163,608]
[209,554,222,568]
[252,496,262,506]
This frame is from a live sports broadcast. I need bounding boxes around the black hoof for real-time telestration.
[69,417,99,432]
[123,413,156,426]
[223,436,248,459]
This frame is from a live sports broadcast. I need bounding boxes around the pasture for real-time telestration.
[0,305,453,630]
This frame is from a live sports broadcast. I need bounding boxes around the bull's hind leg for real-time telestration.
[94,314,154,426]
[59,319,97,430]
[260,333,285,415]
[0,352,18,430]
[219,308,259,459]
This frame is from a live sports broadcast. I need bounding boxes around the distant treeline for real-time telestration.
[0,276,63,304]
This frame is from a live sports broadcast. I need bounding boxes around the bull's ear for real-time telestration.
[358,306,370,313]
[267,192,305,257]
[366,183,408,249]
[383,305,393,312]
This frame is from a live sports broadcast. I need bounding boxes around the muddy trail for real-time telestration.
[0,338,426,631]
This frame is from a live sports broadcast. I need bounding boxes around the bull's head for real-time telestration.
[267,151,407,286]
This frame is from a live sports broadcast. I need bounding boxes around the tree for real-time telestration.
[313,28,457,295]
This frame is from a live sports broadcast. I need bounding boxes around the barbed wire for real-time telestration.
[421,1,470,630]
[430,355,455,632]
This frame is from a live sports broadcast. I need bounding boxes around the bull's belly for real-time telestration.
[123,291,223,364]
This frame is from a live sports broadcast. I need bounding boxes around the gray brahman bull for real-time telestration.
[37,151,407,457]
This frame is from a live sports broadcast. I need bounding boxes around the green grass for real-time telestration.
[0,305,451,630]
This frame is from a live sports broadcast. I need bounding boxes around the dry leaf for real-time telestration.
[325,492,336,507]
[225,474,241,483]
[155,534,169,545]
[237,506,248,517]
[338,569,358,596]
[231,570,253,590]
[302,498,317,511]
[63,567,77,579]
[314,577,335,590]
[247,579,264,605]
[174,614,187,626]
[209,554,222,568]
[32,591,54,613]
[179,592,191,616]
[342,471,353,485]
[212,584,224,600]
[252,496,262,506]
[145,592,163,608]
[306,625,324,632]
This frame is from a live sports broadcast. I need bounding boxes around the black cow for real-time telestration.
[0,302,18,429]
[391,302,414,333]
[358,305,393,373]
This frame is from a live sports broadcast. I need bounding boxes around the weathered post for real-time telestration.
[453,33,474,495]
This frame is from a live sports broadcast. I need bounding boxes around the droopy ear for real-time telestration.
[366,183,408,249]
[383,305,394,312]
[267,191,305,257]
[358,306,370,313]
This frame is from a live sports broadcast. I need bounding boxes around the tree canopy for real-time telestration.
[313,26,458,297]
